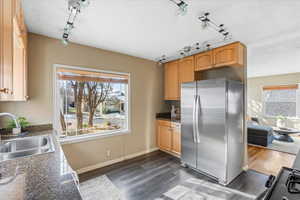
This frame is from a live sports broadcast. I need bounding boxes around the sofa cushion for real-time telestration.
[247,121,274,146]
[247,122,273,134]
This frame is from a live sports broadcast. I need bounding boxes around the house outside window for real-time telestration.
[54,65,130,143]
[262,84,300,118]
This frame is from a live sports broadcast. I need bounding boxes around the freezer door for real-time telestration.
[181,82,197,168]
[196,79,227,182]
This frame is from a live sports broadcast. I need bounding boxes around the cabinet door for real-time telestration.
[164,60,179,100]
[158,125,172,151]
[213,42,244,68]
[12,17,26,100]
[194,50,213,71]
[0,0,27,101]
[14,0,22,22]
[0,0,14,100]
[172,126,181,155]
[179,56,194,84]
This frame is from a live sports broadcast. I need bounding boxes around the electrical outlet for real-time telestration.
[106,150,111,158]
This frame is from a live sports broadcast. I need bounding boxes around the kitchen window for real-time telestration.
[53,65,130,143]
[262,84,300,118]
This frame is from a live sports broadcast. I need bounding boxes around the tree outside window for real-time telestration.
[55,67,129,138]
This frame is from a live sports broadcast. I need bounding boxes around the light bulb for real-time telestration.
[177,3,188,16]
[80,0,90,7]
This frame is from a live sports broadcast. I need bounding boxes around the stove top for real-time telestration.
[286,169,300,194]
[265,167,300,200]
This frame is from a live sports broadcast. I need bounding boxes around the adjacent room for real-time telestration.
[247,37,300,176]
[0,0,300,200]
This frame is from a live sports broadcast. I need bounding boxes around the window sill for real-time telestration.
[263,115,300,120]
[59,129,131,145]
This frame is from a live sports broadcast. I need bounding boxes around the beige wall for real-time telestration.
[0,33,166,170]
[248,72,300,129]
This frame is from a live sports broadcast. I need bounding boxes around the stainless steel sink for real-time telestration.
[0,135,55,162]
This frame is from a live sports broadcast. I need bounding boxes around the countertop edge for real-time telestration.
[0,130,82,200]
[156,118,181,123]
[292,150,300,170]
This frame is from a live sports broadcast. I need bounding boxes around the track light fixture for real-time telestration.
[156,12,234,64]
[169,0,188,16]
[68,0,90,10]
[156,37,232,64]
[198,12,232,39]
[62,0,90,45]
[157,55,167,64]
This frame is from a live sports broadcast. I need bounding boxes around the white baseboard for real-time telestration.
[76,147,159,174]
[123,147,159,160]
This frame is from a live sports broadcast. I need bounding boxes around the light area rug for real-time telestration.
[157,178,257,200]
[268,135,300,154]
[80,175,121,200]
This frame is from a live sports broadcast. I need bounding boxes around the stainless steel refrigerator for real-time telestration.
[181,79,244,185]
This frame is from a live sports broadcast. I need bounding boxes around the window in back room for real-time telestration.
[262,84,299,118]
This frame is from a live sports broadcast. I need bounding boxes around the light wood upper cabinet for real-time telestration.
[163,42,245,99]
[164,57,194,100]
[213,42,245,68]
[0,0,14,100]
[194,50,213,71]
[13,17,27,100]
[179,56,195,84]
[164,60,179,100]
[0,0,27,101]
[194,42,245,71]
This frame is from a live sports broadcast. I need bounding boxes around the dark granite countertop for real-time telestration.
[156,117,181,123]
[0,130,82,200]
[156,112,181,123]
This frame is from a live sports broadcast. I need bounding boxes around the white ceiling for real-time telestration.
[248,29,300,77]
[23,0,300,76]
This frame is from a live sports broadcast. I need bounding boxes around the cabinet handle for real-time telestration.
[0,88,9,94]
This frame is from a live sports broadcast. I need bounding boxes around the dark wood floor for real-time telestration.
[79,151,269,200]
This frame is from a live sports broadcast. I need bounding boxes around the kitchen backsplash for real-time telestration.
[163,100,181,119]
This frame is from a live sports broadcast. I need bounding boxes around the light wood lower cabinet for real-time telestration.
[157,120,181,156]
[171,125,181,155]
[157,124,172,151]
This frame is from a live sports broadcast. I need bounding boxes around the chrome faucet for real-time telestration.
[0,113,21,129]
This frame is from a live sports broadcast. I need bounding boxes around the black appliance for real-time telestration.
[263,167,300,200]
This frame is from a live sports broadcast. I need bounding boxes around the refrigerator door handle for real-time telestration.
[192,95,198,143]
[196,95,201,143]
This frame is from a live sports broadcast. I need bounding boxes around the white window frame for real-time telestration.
[53,64,131,144]
[262,84,300,119]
